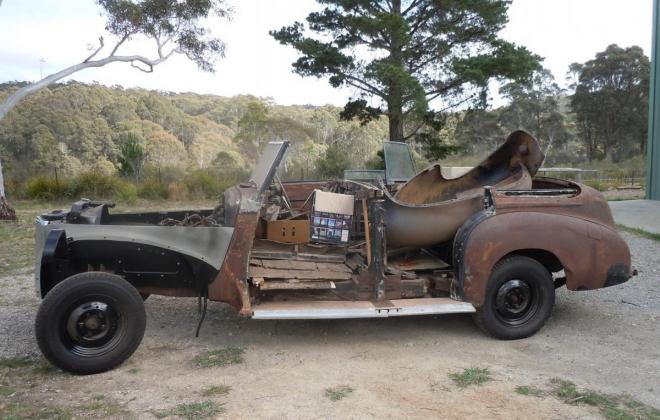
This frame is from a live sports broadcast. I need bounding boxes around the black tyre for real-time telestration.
[35,272,146,375]
[473,256,554,340]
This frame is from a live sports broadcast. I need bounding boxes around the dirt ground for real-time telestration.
[0,231,659,419]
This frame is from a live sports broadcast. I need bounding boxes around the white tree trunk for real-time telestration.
[0,158,5,199]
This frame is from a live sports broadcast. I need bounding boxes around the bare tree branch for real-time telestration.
[83,37,104,63]
[110,33,130,56]
[0,47,180,120]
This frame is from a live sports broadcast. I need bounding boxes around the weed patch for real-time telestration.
[201,384,232,397]
[515,385,544,397]
[153,401,225,419]
[0,357,33,369]
[450,367,492,389]
[77,395,130,418]
[616,224,660,242]
[0,402,71,419]
[325,385,353,401]
[549,378,660,420]
[0,384,16,397]
[194,347,244,368]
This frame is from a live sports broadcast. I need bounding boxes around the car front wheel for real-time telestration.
[473,256,555,340]
[35,272,146,374]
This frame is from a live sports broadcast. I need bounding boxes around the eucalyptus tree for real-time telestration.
[0,0,230,219]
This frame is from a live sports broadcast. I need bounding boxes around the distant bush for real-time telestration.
[166,181,191,201]
[25,172,139,203]
[184,170,232,199]
[26,177,69,200]
[19,168,234,203]
[137,178,168,200]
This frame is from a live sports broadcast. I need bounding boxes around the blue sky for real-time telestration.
[0,0,653,106]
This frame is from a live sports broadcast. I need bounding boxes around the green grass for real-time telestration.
[515,385,544,397]
[549,378,660,420]
[449,367,492,389]
[0,384,16,397]
[616,224,660,242]
[200,384,232,397]
[0,356,34,369]
[607,196,642,201]
[77,395,130,418]
[153,401,225,419]
[325,385,353,401]
[128,368,140,374]
[194,347,244,368]
[0,402,72,419]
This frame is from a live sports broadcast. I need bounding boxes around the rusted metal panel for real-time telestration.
[383,130,543,248]
[207,186,259,315]
[456,208,631,308]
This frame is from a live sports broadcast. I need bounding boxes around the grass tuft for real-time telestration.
[616,224,660,242]
[515,385,544,397]
[194,347,244,368]
[153,401,225,419]
[77,395,130,418]
[325,385,353,401]
[450,367,492,389]
[201,384,232,397]
[549,378,660,420]
[0,384,16,397]
[0,356,34,369]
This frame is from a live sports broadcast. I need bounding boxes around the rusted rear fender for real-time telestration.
[453,211,632,307]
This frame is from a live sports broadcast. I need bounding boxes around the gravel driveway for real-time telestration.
[0,232,658,419]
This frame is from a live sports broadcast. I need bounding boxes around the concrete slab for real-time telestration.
[608,199,660,235]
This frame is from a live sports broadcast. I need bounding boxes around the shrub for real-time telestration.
[26,177,70,200]
[137,178,168,200]
[184,170,231,199]
[166,181,191,201]
[114,183,138,204]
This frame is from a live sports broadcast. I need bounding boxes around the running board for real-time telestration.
[251,298,475,320]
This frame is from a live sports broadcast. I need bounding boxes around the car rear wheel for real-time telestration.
[473,256,555,340]
[35,272,146,374]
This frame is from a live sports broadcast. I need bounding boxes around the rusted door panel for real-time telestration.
[459,212,631,307]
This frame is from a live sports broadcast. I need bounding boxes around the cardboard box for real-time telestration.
[310,190,354,244]
[266,219,311,244]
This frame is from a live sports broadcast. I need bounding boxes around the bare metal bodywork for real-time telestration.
[385,131,544,248]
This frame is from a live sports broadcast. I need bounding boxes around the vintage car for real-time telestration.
[33,130,633,374]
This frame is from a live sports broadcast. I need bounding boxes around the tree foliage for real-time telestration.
[271,0,541,158]
[570,44,649,162]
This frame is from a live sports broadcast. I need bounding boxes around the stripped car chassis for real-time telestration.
[33,131,633,374]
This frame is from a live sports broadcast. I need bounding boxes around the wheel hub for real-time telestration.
[495,279,535,323]
[66,301,116,347]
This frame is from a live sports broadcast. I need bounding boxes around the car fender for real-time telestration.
[35,222,234,297]
[453,211,632,307]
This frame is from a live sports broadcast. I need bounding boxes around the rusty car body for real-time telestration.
[33,130,633,374]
